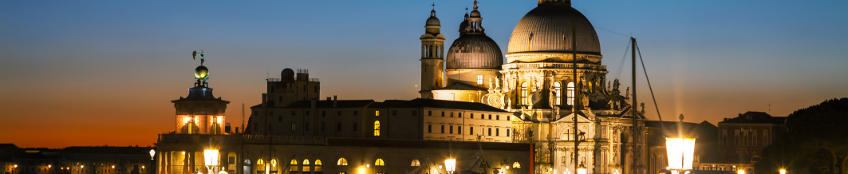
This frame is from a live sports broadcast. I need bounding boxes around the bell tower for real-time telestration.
[419,5,446,99]
[172,51,230,134]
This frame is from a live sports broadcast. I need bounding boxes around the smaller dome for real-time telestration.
[470,10,480,18]
[281,68,295,81]
[458,14,469,34]
[194,65,209,80]
[426,17,440,26]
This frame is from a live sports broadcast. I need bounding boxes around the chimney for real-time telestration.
[333,95,338,107]
[262,93,267,103]
[235,127,240,134]
[327,97,332,101]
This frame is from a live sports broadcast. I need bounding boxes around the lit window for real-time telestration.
[553,82,561,105]
[302,159,310,172]
[477,75,483,85]
[314,160,323,172]
[337,158,348,166]
[375,111,379,116]
[566,82,575,105]
[374,121,381,137]
[411,159,421,167]
[289,159,298,172]
[521,82,528,105]
[512,162,520,169]
[375,159,385,166]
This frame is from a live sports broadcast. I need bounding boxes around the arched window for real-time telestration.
[512,162,520,169]
[289,159,298,172]
[553,82,561,105]
[270,159,278,172]
[410,159,420,167]
[337,158,348,166]
[566,82,575,105]
[375,159,385,166]
[520,82,528,105]
[302,159,310,172]
[256,159,266,174]
[314,160,323,172]
[374,121,381,137]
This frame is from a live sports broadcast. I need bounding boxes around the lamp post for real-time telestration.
[444,159,456,174]
[666,114,696,174]
[204,149,219,174]
[150,149,156,160]
[576,163,586,174]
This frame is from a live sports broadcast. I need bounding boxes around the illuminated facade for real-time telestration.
[418,0,648,174]
[0,144,154,174]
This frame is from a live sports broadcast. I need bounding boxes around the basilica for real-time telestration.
[420,0,646,174]
[154,1,651,174]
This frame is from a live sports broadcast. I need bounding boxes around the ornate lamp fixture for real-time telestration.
[444,159,456,174]
[150,149,156,160]
[666,114,696,174]
[204,149,219,174]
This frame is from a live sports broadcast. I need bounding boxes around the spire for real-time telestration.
[430,3,436,17]
[473,0,478,11]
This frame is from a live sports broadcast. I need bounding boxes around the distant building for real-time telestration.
[0,144,154,174]
[706,112,787,173]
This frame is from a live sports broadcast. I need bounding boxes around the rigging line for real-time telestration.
[615,40,631,80]
[595,27,630,38]
[636,43,666,132]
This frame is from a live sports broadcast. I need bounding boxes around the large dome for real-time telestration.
[446,34,503,69]
[507,3,601,55]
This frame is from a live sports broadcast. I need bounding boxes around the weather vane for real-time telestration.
[192,50,205,65]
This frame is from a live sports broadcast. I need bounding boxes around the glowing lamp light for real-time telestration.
[576,163,587,174]
[204,149,219,166]
[444,159,456,174]
[737,170,745,174]
[48,165,52,168]
[112,165,115,169]
[150,149,156,160]
[81,165,84,169]
[14,164,17,168]
[666,137,696,171]
[780,169,786,174]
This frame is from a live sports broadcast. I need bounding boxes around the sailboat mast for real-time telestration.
[571,22,579,174]
[630,37,639,174]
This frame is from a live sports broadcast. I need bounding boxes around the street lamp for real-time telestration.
[444,159,456,174]
[576,163,586,174]
[779,169,786,174]
[666,114,696,174]
[204,149,219,174]
[737,170,745,174]
[150,149,156,160]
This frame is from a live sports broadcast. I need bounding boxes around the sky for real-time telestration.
[1,0,847,148]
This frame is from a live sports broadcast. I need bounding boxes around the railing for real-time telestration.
[158,134,328,145]
[502,63,607,70]
[310,78,319,82]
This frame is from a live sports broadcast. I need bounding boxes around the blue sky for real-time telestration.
[1,0,847,147]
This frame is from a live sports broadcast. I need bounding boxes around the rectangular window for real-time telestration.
[322,111,326,117]
[268,123,272,131]
[441,112,445,117]
[428,111,432,116]
[375,110,380,116]
[449,126,453,134]
[506,129,510,137]
[321,122,326,131]
[305,111,310,116]
[489,115,492,120]
[291,123,296,131]
[471,114,474,119]
[353,123,358,131]
[441,125,445,133]
[496,128,499,136]
[497,115,500,120]
[458,126,462,134]
[477,75,483,85]
[354,111,358,115]
[458,113,462,118]
[305,122,310,131]
[488,128,492,136]
[428,125,432,133]
[337,123,342,131]
[470,127,474,135]
[450,112,453,117]
[278,116,282,122]
[507,116,511,121]
[338,111,342,116]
